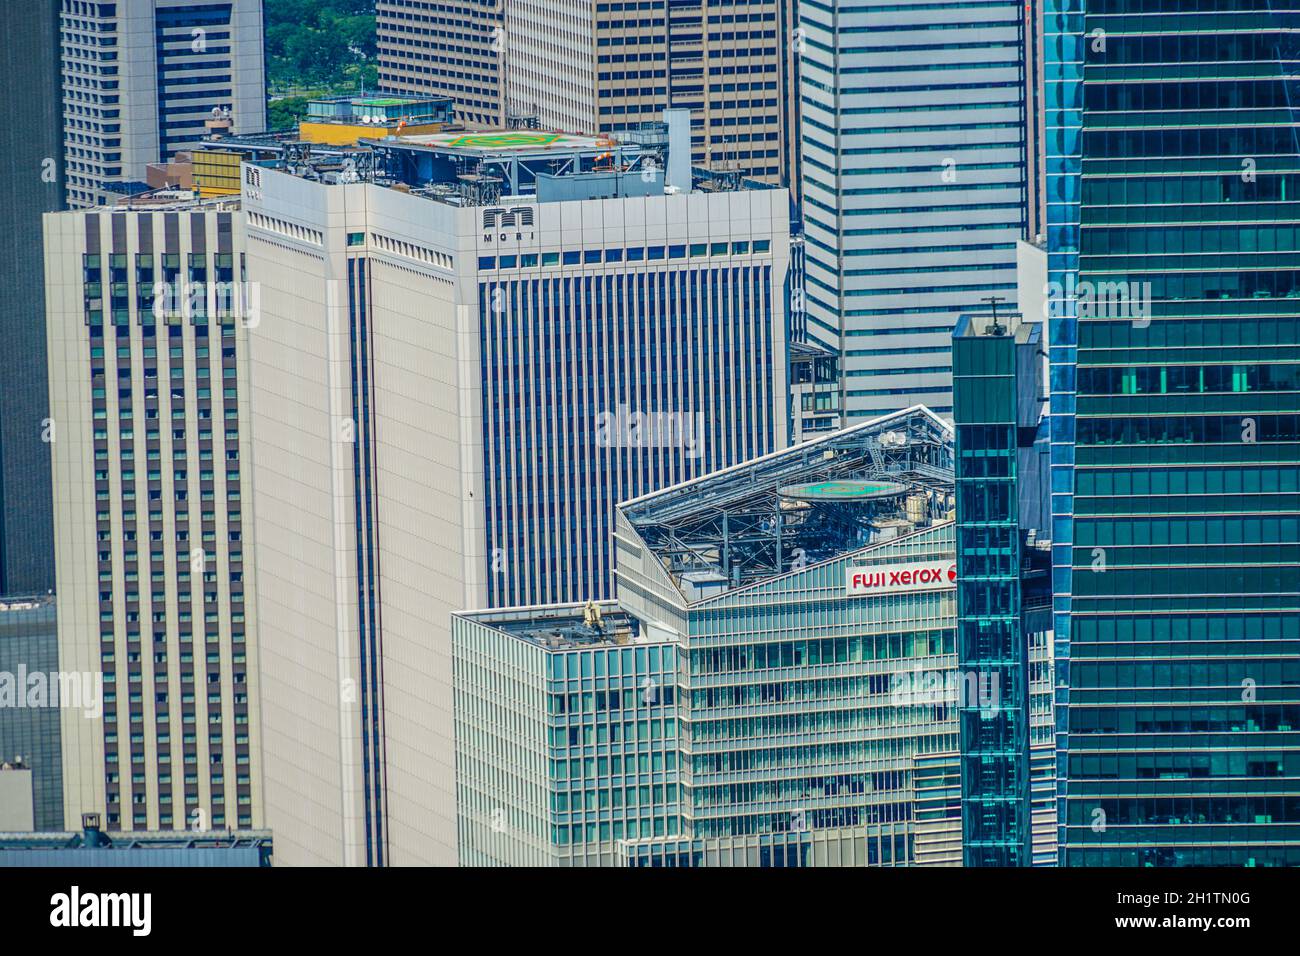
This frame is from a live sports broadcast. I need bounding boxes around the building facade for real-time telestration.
[1023,0,1046,244]
[0,813,272,866]
[504,0,799,187]
[0,0,63,596]
[1046,0,1300,866]
[43,198,263,833]
[0,596,64,831]
[238,130,789,866]
[376,0,505,126]
[60,0,266,208]
[456,408,1057,866]
[952,310,1052,866]
[799,0,1030,421]
[453,602,682,866]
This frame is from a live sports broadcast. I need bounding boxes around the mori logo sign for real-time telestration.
[482,205,536,242]
[846,560,957,596]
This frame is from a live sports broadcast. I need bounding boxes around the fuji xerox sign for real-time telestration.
[846,560,957,596]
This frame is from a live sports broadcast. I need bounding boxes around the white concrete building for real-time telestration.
[799,0,1029,421]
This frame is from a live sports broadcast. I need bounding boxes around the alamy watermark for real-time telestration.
[889,666,1001,711]
[1044,276,1152,326]
[0,667,103,718]
[151,279,260,327]
[595,403,705,459]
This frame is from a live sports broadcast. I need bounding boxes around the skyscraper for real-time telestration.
[799,0,1031,421]
[0,0,63,595]
[43,196,264,833]
[376,0,505,126]
[1023,0,1046,244]
[235,126,790,865]
[60,0,267,208]
[503,0,799,186]
[1047,0,1300,866]
[952,308,1052,867]
[453,407,1049,867]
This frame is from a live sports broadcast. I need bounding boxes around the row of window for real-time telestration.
[477,239,771,272]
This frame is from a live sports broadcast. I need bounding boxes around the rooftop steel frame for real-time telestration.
[619,407,955,596]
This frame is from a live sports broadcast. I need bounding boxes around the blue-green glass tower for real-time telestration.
[953,311,1052,866]
[1047,0,1300,865]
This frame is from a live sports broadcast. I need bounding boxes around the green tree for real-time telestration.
[264,0,377,94]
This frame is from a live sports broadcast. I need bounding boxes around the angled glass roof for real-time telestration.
[618,406,955,598]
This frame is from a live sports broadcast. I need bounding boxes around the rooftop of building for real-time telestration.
[0,812,273,865]
[305,92,455,126]
[106,187,242,211]
[380,129,615,155]
[617,406,956,601]
[0,829,272,849]
[0,594,54,613]
[181,109,767,207]
[457,601,670,651]
[953,309,1040,345]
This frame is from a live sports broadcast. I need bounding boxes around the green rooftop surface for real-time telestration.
[778,479,910,501]
[445,132,566,149]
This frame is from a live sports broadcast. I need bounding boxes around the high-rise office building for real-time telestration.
[43,195,263,833]
[234,124,789,865]
[952,308,1052,866]
[1023,0,1046,244]
[0,596,64,830]
[1046,0,1300,866]
[799,0,1030,422]
[453,600,681,866]
[456,407,1052,866]
[503,0,799,186]
[376,0,505,126]
[0,0,63,596]
[60,0,266,208]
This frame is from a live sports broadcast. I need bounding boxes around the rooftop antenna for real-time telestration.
[982,295,1007,336]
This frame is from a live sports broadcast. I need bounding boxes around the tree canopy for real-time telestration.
[265,0,378,95]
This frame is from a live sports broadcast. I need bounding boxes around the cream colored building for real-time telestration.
[503,0,799,186]
[376,0,505,126]
[43,197,263,834]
